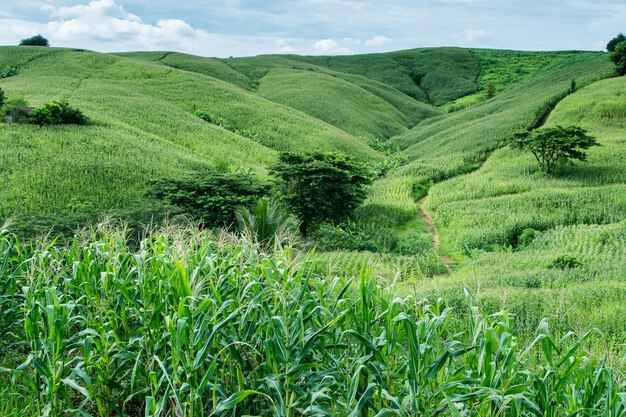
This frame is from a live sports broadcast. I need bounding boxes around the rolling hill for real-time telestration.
[1,42,625,416]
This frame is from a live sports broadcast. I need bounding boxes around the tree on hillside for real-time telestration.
[0,87,5,109]
[19,34,49,46]
[271,152,373,236]
[610,41,626,76]
[148,170,267,228]
[510,126,599,174]
[607,33,626,52]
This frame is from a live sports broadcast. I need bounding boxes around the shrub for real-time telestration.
[0,87,5,109]
[517,228,539,248]
[548,255,582,269]
[29,100,89,126]
[235,197,299,247]
[0,66,18,79]
[1,98,30,123]
[148,169,267,228]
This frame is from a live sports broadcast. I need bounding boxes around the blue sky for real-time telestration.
[0,0,624,57]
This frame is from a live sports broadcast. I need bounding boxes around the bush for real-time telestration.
[0,66,18,79]
[29,100,89,126]
[517,228,539,248]
[548,255,582,269]
[19,34,49,46]
[1,98,30,123]
[148,169,268,228]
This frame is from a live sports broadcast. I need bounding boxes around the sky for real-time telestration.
[0,0,624,57]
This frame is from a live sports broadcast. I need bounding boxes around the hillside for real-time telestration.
[0,46,381,234]
[412,74,626,348]
[1,42,625,416]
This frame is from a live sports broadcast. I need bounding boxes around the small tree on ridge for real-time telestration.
[510,126,599,174]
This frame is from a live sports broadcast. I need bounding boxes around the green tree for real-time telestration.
[0,87,5,109]
[610,41,626,76]
[607,33,626,52]
[485,82,496,99]
[148,170,267,228]
[510,126,600,174]
[19,34,49,46]
[271,152,373,235]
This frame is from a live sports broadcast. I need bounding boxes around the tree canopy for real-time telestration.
[148,170,267,228]
[610,41,626,76]
[19,35,49,47]
[510,126,600,174]
[607,33,626,52]
[271,152,373,235]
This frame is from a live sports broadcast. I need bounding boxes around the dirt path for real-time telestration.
[418,197,453,274]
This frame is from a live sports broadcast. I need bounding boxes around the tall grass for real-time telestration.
[0,226,624,416]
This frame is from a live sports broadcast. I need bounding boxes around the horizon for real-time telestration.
[0,0,623,58]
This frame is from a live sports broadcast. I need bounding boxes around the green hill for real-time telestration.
[415,75,626,344]
[0,46,381,234]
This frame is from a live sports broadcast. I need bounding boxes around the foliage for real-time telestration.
[29,100,89,126]
[235,197,299,247]
[0,87,4,109]
[271,152,373,235]
[485,82,496,98]
[607,33,626,52]
[610,41,626,76]
[0,66,18,78]
[0,229,624,417]
[148,169,267,228]
[510,125,600,174]
[548,254,583,269]
[1,98,30,122]
[18,34,49,47]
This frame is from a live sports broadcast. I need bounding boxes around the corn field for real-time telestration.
[0,226,624,417]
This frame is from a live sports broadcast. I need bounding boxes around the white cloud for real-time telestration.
[312,38,350,54]
[364,35,389,47]
[44,0,204,50]
[461,28,492,43]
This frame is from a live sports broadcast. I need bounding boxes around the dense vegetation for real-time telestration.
[0,228,623,417]
[1,42,625,416]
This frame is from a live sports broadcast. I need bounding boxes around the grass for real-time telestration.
[256,67,410,139]
[114,51,254,90]
[0,226,623,416]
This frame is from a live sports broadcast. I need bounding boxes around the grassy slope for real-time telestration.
[0,47,381,232]
[441,49,591,110]
[256,68,410,138]
[295,47,480,105]
[115,51,254,90]
[417,74,626,348]
[129,51,443,135]
[390,53,613,182]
